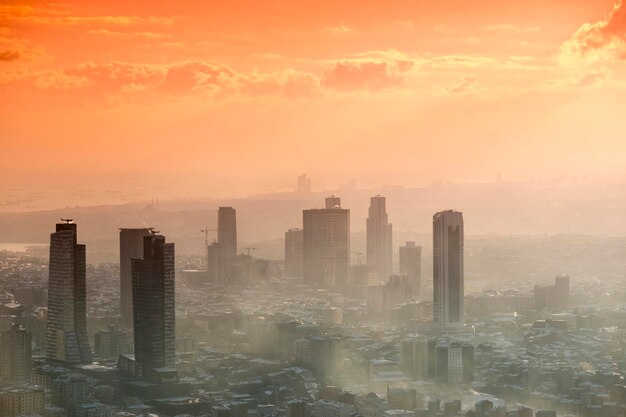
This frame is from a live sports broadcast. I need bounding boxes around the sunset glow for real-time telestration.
[2,0,626,200]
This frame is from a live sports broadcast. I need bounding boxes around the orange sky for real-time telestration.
[1,0,626,200]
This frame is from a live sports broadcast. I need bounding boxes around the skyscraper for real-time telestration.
[285,228,303,278]
[433,210,464,328]
[218,207,237,260]
[399,241,422,298]
[303,197,350,288]
[46,220,92,363]
[0,324,32,382]
[366,195,392,282]
[297,174,311,193]
[119,228,153,325]
[131,233,175,380]
[324,195,341,209]
[207,241,226,284]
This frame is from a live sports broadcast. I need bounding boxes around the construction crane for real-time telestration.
[200,227,218,249]
[200,227,218,269]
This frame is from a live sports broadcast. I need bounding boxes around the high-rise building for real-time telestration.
[303,198,350,288]
[554,274,570,309]
[0,324,32,382]
[297,174,311,193]
[94,325,131,359]
[51,374,92,416]
[207,242,226,284]
[46,220,92,363]
[218,207,237,260]
[400,336,428,379]
[0,386,44,417]
[310,336,343,376]
[285,228,303,278]
[119,228,153,325]
[433,210,464,328]
[399,241,422,298]
[131,233,176,380]
[324,195,341,209]
[366,196,392,282]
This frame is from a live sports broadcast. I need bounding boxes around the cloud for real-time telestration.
[0,4,175,28]
[87,29,173,39]
[0,36,50,62]
[0,49,20,61]
[560,1,626,63]
[322,50,416,91]
[448,76,478,94]
[323,25,351,34]
[2,60,321,100]
[483,24,540,34]
[424,55,495,68]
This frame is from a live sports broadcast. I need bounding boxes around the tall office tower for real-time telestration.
[399,241,422,298]
[303,198,350,288]
[207,242,226,284]
[119,228,153,325]
[218,207,237,260]
[366,195,392,282]
[325,195,341,209]
[285,228,303,278]
[46,220,92,363]
[131,233,175,380]
[0,324,32,382]
[297,174,311,193]
[433,210,464,328]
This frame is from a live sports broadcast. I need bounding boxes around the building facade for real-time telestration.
[399,241,422,298]
[284,228,303,278]
[218,207,237,260]
[433,210,464,328]
[303,198,350,288]
[119,228,153,325]
[366,195,393,283]
[0,324,32,382]
[131,234,176,380]
[46,221,92,363]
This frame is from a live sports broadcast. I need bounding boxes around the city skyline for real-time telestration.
[1,2,625,416]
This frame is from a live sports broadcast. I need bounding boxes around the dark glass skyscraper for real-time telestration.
[119,228,153,325]
[218,207,237,260]
[46,221,92,363]
[131,233,175,380]
[366,195,392,282]
[433,210,464,328]
[303,198,350,288]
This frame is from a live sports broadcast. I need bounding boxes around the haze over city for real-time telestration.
[1,2,626,417]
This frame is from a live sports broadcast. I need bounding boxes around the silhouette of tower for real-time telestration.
[285,228,303,278]
[399,241,422,298]
[46,220,92,363]
[366,195,392,282]
[433,210,464,328]
[119,228,153,325]
[303,197,350,288]
[131,233,175,380]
